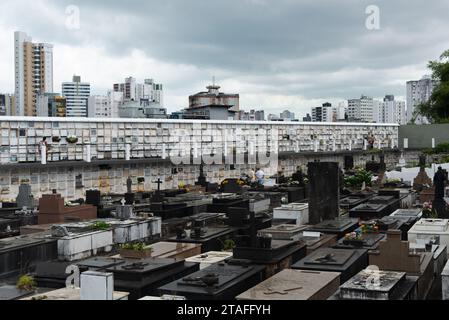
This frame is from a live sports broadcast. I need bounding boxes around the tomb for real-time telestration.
[147,242,202,260]
[104,257,200,300]
[307,162,340,224]
[298,231,338,255]
[349,193,401,220]
[100,217,162,244]
[368,230,434,299]
[236,269,340,301]
[334,269,417,300]
[38,192,97,225]
[207,194,249,214]
[258,224,308,241]
[334,227,386,251]
[157,261,266,300]
[375,216,416,240]
[391,208,423,220]
[413,155,432,190]
[272,203,309,225]
[307,218,359,239]
[166,226,236,253]
[161,212,226,238]
[22,287,129,300]
[408,219,449,250]
[246,191,289,210]
[339,190,375,211]
[0,234,58,279]
[291,248,368,284]
[0,217,21,239]
[16,183,35,210]
[49,223,114,261]
[242,194,271,214]
[0,285,40,300]
[185,251,233,270]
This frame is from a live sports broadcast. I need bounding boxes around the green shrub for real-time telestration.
[17,275,37,291]
[344,169,373,189]
[90,221,111,231]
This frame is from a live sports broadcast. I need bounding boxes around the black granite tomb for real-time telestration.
[207,195,249,214]
[334,232,386,250]
[104,258,200,300]
[308,162,340,224]
[349,193,401,220]
[307,218,359,239]
[158,261,266,300]
[291,247,368,284]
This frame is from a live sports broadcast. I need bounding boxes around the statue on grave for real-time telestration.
[434,167,447,200]
[126,177,132,194]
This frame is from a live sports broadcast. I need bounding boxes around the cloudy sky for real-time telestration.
[1,0,448,117]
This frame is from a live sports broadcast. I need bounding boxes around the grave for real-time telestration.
[334,228,386,251]
[334,269,417,300]
[104,257,200,300]
[291,248,368,284]
[0,217,21,239]
[246,191,289,210]
[0,285,39,300]
[307,218,359,239]
[376,216,416,240]
[157,261,266,300]
[391,208,423,220]
[185,251,233,270]
[408,219,449,250]
[49,223,114,261]
[236,269,340,301]
[207,194,249,214]
[368,230,434,299]
[308,162,340,224]
[22,287,129,300]
[101,217,162,244]
[0,234,58,279]
[231,212,307,278]
[413,155,432,190]
[242,194,271,214]
[16,183,35,209]
[148,242,202,260]
[339,190,376,211]
[258,224,308,241]
[298,231,338,255]
[365,154,387,174]
[10,207,39,227]
[161,212,226,238]
[38,192,97,225]
[272,203,309,225]
[349,193,401,220]
[166,226,236,253]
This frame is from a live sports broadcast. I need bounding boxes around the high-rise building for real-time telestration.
[280,110,296,121]
[237,109,265,121]
[312,102,336,122]
[113,77,164,107]
[374,95,406,125]
[189,83,239,112]
[406,76,438,124]
[14,31,53,116]
[36,93,66,117]
[88,91,124,118]
[347,95,377,122]
[0,94,15,116]
[62,75,91,117]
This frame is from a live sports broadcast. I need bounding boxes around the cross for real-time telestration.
[121,198,126,206]
[154,178,163,191]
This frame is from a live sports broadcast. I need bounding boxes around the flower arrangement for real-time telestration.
[360,221,379,234]
[422,202,439,219]
[66,135,78,144]
[16,275,37,292]
[344,231,363,241]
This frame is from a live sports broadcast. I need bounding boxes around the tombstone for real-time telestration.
[413,155,432,190]
[291,167,305,186]
[236,269,340,301]
[258,224,308,241]
[307,162,340,224]
[291,248,368,284]
[408,219,449,250]
[334,227,386,251]
[368,230,434,299]
[86,190,101,207]
[307,218,359,240]
[273,203,309,225]
[16,183,34,209]
[335,269,417,300]
[80,271,114,300]
[195,164,208,188]
[116,199,134,220]
[104,258,200,300]
[158,261,266,300]
[38,193,97,225]
[298,231,338,255]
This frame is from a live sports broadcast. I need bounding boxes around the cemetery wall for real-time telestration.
[399,124,449,149]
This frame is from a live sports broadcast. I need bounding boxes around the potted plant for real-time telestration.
[119,242,153,259]
[222,239,236,252]
[16,274,37,292]
[66,135,78,144]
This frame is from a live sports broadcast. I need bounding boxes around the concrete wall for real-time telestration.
[399,124,449,149]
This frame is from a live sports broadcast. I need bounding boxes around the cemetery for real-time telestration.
[1,118,449,301]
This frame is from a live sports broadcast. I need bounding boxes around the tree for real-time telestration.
[417,50,449,123]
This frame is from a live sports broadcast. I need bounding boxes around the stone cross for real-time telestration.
[154,178,163,191]
[121,198,126,206]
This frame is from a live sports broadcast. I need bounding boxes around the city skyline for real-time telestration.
[1,1,449,117]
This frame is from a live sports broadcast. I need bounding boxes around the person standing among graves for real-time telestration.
[38,137,50,161]
[255,168,265,186]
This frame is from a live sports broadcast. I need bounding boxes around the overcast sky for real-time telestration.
[1,0,448,117]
